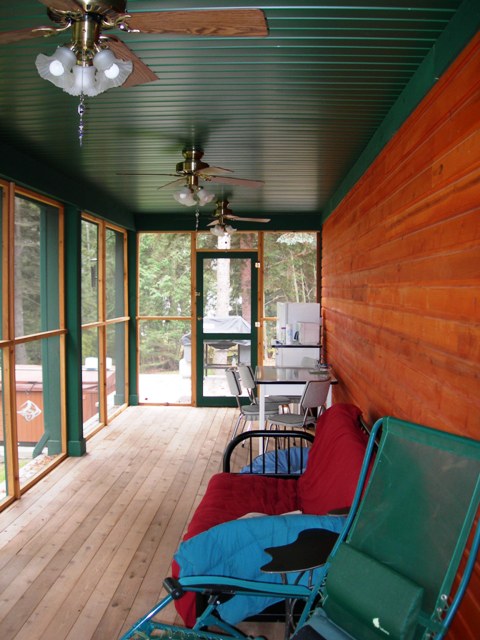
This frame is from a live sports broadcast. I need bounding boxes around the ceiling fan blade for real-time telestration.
[225,215,271,223]
[38,0,82,10]
[107,37,157,87]
[157,178,185,190]
[124,9,268,37]
[197,166,233,176]
[206,220,218,227]
[116,171,178,176]
[208,176,264,188]
[0,27,53,45]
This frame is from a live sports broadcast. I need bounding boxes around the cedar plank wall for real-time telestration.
[322,33,480,640]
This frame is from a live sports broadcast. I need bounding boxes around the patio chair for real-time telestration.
[266,380,331,434]
[120,416,480,640]
[237,363,295,411]
[225,367,282,439]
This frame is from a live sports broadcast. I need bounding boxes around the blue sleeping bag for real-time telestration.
[240,447,310,474]
[175,513,345,624]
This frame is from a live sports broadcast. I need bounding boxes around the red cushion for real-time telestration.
[298,403,368,514]
[183,473,300,540]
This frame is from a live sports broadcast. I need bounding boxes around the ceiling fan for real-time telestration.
[207,199,271,236]
[118,148,264,207]
[0,1,268,95]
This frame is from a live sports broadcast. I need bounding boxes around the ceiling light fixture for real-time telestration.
[173,175,215,208]
[210,222,237,237]
[35,44,132,97]
[34,13,133,144]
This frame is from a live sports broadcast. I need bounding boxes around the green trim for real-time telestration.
[195,251,258,407]
[127,230,138,405]
[64,205,86,457]
[39,208,63,454]
[134,213,323,232]
[111,231,126,404]
[0,140,135,230]
[67,440,87,457]
[322,0,480,221]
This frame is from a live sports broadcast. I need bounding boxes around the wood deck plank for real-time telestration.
[0,405,272,640]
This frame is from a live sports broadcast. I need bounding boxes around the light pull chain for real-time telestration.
[78,93,86,146]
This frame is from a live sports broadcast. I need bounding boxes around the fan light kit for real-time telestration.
[117,148,265,207]
[36,44,132,97]
[207,200,271,237]
[173,181,215,208]
[34,10,134,99]
[1,0,268,143]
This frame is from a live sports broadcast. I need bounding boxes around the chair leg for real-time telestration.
[231,413,243,440]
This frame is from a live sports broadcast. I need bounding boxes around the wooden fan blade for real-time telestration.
[116,171,178,176]
[208,176,264,188]
[38,0,82,11]
[225,215,271,223]
[206,220,218,227]
[157,178,185,190]
[124,9,268,37]
[0,27,53,45]
[107,37,157,87]
[197,166,233,176]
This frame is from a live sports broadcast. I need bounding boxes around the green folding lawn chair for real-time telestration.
[120,417,480,640]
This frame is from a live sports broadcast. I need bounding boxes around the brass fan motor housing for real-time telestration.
[176,149,209,175]
[48,1,128,29]
[214,200,234,218]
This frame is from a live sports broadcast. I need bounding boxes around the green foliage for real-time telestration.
[137,232,317,373]
[80,219,99,327]
[139,233,192,316]
[14,197,41,349]
[14,196,61,364]
[264,232,317,316]
[139,320,190,372]
[138,234,192,372]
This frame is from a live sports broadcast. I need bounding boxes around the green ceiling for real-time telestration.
[0,1,478,232]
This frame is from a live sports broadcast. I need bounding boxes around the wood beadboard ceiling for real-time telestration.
[0,1,473,230]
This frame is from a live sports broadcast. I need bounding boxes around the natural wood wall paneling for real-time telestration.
[322,33,480,639]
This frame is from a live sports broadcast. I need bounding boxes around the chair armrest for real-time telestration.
[223,429,314,474]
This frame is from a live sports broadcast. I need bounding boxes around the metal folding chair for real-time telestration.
[266,380,331,433]
[225,367,281,438]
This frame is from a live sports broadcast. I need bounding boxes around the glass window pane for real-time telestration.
[138,233,191,316]
[15,336,63,489]
[82,327,100,435]
[197,232,257,250]
[106,228,125,320]
[263,232,317,317]
[138,320,192,404]
[106,322,126,418]
[14,195,60,336]
[81,219,99,324]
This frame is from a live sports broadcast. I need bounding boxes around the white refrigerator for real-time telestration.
[275,302,322,366]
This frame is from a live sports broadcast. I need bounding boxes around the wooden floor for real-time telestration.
[0,405,278,640]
